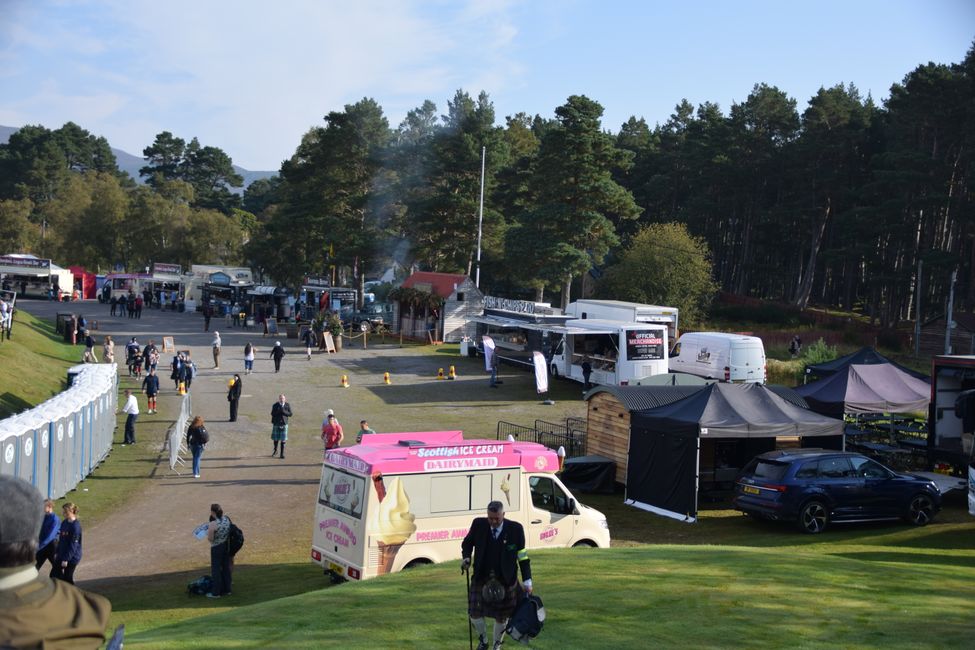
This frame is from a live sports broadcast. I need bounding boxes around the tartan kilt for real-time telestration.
[271,424,289,442]
[468,577,520,621]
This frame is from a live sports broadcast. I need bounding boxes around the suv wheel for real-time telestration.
[797,500,828,534]
[904,493,934,526]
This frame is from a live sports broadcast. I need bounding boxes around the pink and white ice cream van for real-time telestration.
[311,431,611,581]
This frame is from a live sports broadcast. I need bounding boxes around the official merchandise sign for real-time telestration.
[625,329,665,361]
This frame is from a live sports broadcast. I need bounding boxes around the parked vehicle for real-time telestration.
[546,319,669,386]
[564,299,679,342]
[927,355,975,475]
[349,302,388,331]
[311,431,610,582]
[733,449,941,533]
[669,332,766,383]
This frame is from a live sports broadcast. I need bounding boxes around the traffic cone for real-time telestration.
[341,374,349,388]
[178,381,186,395]
[437,368,444,380]
[448,365,456,380]
[383,372,391,385]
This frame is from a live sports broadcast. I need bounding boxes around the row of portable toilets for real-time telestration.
[0,364,118,499]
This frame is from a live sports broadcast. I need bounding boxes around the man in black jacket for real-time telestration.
[270,394,292,458]
[461,501,533,650]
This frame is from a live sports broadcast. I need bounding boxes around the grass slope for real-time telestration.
[0,308,81,418]
[122,541,975,649]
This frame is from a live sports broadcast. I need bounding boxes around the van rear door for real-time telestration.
[315,464,368,573]
[730,343,765,383]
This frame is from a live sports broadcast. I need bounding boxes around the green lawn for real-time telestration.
[0,308,81,417]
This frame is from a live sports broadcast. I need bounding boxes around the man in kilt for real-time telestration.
[461,501,532,650]
[270,394,292,459]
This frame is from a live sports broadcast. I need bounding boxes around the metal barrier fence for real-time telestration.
[0,364,118,498]
[497,419,587,457]
[167,393,192,475]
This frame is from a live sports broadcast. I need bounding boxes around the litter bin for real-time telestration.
[460,339,470,356]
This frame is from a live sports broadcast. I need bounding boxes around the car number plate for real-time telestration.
[743,486,760,495]
[328,562,344,575]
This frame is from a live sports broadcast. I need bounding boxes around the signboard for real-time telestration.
[0,255,51,270]
[304,276,331,288]
[162,336,175,352]
[484,295,536,315]
[323,331,336,353]
[626,329,665,361]
[152,262,182,275]
[265,319,279,335]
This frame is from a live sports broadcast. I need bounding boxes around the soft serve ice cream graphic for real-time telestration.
[368,477,417,574]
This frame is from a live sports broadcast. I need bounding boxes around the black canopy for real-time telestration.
[805,346,928,381]
[795,363,930,418]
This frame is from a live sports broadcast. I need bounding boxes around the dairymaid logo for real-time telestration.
[539,526,558,543]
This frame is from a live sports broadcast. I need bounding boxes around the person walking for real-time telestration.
[187,416,208,478]
[51,503,84,584]
[35,499,60,571]
[141,368,160,414]
[143,339,157,374]
[461,501,533,650]
[270,394,292,459]
[270,341,285,373]
[212,331,222,369]
[117,293,127,317]
[581,356,593,391]
[205,503,232,598]
[489,349,500,388]
[302,327,316,360]
[109,294,118,317]
[227,374,242,422]
[171,352,183,390]
[121,389,139,445]
[82,331,98,363]
[321,411,344,455]
[134,294,143,319]
[243,342,255,374]
[102,335,114,366]
[356,419,376,444]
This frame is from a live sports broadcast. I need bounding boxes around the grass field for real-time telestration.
[4,308,974,649]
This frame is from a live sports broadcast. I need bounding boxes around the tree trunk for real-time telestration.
[793,199,831,309]
[561,275,572,311]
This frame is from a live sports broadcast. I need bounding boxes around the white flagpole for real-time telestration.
[475,146,485,288]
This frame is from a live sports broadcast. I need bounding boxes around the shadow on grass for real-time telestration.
[830,549,975,567]
[0,391,34,415]
[89,561,332,614]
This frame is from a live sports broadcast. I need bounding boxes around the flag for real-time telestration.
[483,336,495,372]
[533,350,549,394]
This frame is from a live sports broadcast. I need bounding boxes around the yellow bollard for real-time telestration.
[383,371,391,385]
[178,381,186,395]
[437,368,444,380]
[341,374,349,389]
[448,365,456,380]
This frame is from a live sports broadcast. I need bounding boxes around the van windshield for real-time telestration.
[319,466,366,519]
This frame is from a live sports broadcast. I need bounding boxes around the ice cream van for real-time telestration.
[311,431,611,581]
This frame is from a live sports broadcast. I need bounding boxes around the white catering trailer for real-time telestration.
[564,300,679,341]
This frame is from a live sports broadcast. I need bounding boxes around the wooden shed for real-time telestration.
[585,385,704,484]
[918,312,975,356]
[400,272,484,343]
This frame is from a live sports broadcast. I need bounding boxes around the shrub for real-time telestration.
[802,338,837,366]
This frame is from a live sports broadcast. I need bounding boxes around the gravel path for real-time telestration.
[22,299,582,591]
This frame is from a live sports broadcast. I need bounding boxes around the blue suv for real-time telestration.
[734,449,941,534]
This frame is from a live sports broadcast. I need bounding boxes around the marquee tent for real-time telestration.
[625,383,844,522]
[795,363,930,418]
[804,346,928,381]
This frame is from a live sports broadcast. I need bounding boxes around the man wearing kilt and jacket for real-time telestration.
[461,501,533,650]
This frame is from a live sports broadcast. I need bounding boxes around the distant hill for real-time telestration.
[0,124,276,191]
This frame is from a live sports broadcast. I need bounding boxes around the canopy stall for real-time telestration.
[625,383,844,522]
[795,363,930,419]
[805,346,929,381]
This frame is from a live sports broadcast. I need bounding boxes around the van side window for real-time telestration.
[529,476,570,515]
[670,342,681,357]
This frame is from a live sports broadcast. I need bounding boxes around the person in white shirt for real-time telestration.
[212,332,222,369]
[121,389,139,445]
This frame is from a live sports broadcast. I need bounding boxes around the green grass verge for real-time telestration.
[118,539,975,649]
[0,309,80,418]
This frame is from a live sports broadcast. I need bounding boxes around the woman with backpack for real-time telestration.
[205,503,232,598]
[243,342,255,375]
[186,416,209,478]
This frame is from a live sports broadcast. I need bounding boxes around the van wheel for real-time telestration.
[405,558,431,569]
[572,540,596,548]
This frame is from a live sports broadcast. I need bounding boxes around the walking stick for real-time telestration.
[463,562,473,650]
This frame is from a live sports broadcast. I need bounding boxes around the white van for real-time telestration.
[546,320,668,386]
[669,332,766,383]
[311,431,611,581]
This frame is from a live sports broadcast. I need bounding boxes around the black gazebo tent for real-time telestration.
[625,383,844,522]
[794,363,930,419]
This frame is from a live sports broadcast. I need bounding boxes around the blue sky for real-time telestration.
[1,0,972,170]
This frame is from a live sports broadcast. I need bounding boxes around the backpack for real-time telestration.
[197,426,210,445]
[226,521,244,557]
[187,575,212,596]
[506,593,545,644]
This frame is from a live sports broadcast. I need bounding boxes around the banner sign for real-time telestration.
[304,276,332,288]
[0,255,51,270]
[533,350,549,394]
[482,336,496,372]
[484,296,536,315]
[152,262,182,275]
[626,329,665,361]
